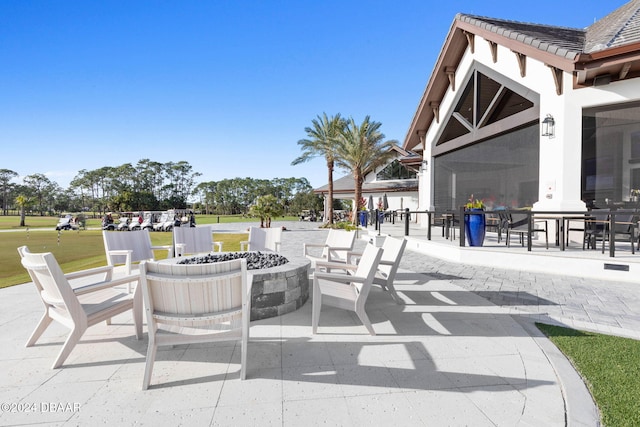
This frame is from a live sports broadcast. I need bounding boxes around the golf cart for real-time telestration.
[55,215,79,231]
[153,210,181,231]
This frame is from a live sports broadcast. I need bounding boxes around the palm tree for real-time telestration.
[249,194,284,228]
[292,113,346,224]
[334,116,397,224]
[15,194,31,227]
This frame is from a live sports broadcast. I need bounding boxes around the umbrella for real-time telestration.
[368,195,374,211]
[383,193,389,210]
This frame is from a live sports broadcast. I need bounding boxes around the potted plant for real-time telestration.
[358,197,368,227]
[464,194,485,247]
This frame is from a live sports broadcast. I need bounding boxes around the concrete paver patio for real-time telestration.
[0,221,610,426]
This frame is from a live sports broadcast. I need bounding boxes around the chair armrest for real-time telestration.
[174,243,186,256]
[274,241,281,252]
[326,246,355,262]
[73,273,140,296]
[346,251,363,264]
[106,249,133,274]
[303,243,327,256]
[533,219,548,229]
[151,244,174,258]
[314,271,366,284]
[315,261,358,273]
[65,265,113,282]
[106,249,132,257]
[240,241,249,251]
[213,241,223,252]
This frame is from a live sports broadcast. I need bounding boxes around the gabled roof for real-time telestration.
[403,0,640,152]
[313,145,420,194]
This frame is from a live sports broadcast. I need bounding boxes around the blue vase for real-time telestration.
[464,209,486,247]
[359,211,367,227]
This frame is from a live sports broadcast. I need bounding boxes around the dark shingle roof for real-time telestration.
[459,0,640,58]
[586,0,640,52]
[458,14,585,59]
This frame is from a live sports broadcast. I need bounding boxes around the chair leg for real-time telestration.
[240,333,248,380]
[133,285,143,340]
[142,342,157,390]
[241,308,249,380]
[52,326,85,369]
[312,280,322,334]
[386,283,404,305]
[356,306,375,336]
[545,229,549,249]
[25,313,53,347]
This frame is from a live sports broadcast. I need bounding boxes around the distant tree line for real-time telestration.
[0,160,322,219]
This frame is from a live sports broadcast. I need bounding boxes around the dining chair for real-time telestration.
[583,210,610,251]
[499,212,548,249]
[604,210,637,254]
[140,258,250,389]
[312,243,383,335]
[18,246,142,369]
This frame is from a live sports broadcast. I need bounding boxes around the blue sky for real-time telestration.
[0,1,620,190]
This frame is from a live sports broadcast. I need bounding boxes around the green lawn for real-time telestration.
[0,227,248,288]
[537,323,640,426]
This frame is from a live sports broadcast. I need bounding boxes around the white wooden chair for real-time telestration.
[173,225,223,257]
[240,226,282,252]
[102,229,173,275]
[312,243,383,336]
[140,258,251,390]
[343,237,407,304]
[303,229,356,267]
[18,246,142,369]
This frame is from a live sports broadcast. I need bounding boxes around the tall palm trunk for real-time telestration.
[327,159,334,224]
[353,171,363,225]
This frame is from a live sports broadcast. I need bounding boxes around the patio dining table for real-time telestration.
[533,212,591,251]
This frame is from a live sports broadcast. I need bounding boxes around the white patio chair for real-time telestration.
[140,258,251,389]
[102,229,173,275]
[303,228,356,267]
[18,246,142,369]
[312,243,383,336]
[173,225,223,257]
[342,237,407,304]
[240,226,282,252]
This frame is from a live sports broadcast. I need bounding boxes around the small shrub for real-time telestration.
[321,221,358,231]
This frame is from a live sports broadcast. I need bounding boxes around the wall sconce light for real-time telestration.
[541,114,555,138]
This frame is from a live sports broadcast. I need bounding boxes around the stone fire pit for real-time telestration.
[178,251,310,321]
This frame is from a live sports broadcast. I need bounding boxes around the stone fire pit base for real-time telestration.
[248,256,310,321]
